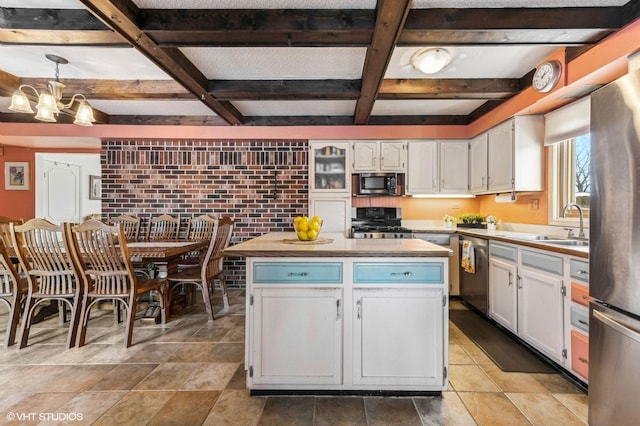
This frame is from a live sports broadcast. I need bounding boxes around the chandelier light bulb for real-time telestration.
[8,89,34,113]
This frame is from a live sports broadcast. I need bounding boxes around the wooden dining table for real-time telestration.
[126,240,208,278]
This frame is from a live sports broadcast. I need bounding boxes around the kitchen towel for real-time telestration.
[461,240,476,273]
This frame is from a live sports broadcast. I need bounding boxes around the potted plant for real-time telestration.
[486,215,497,230]
[442,214,457,228]
[458,213,487,228]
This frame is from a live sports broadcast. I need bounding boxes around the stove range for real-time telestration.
[350,207,412,239]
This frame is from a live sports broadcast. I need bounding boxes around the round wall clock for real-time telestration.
[532,60,562,93]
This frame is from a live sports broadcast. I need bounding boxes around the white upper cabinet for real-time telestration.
[470,115,544,194]
[406,140,469,195]
[352,141,406,172]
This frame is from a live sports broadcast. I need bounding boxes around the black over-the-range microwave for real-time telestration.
[355,172,401,196]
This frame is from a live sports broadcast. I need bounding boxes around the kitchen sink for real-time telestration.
[542,239,590,247]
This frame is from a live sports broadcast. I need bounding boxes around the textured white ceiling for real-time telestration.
[181,47,367,80]
[372,99,487,116]
[0,46,170,80]
[88,100,217,116]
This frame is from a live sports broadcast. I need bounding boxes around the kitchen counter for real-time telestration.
[454,228,589,258]
[224,232,452,257]
[228,231,450,394]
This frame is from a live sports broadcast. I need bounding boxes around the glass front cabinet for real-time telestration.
[309,141,350,194]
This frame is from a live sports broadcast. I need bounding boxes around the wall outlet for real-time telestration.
[530,199,539,210]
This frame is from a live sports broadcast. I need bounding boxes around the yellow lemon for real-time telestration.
[307,229,318,240]
[311,216,322,223]
[309,221,321,232]
[297,221,309,232]
[294,216,303,223]
[297,230,309,240]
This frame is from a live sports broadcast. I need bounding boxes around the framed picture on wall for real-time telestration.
[89,175,101,200]
[4,162,29,190]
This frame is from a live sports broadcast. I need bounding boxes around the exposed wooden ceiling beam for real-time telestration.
[207,80,361,100]
[78,0,242,125]
[354,0,412,125]
[378,79,522,100]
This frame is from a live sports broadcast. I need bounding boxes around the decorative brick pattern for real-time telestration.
[101,139,309,287]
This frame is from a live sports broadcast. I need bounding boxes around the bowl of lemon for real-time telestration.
[293,215,323,241]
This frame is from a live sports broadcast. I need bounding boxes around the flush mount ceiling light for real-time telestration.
[9,54,95,126]
[410,48,452,74]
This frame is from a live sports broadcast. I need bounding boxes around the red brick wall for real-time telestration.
[101,139,309,287]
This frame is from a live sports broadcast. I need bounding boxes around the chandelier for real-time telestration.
[9,54,95,126]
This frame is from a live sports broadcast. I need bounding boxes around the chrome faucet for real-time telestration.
[561,203,586,239]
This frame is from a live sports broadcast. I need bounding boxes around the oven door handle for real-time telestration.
[459,241,487,251]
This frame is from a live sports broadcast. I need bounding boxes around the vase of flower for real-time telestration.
[486,215,497,231]
[443,214,457,229]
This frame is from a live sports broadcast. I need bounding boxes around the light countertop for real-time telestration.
[224,232,452,258]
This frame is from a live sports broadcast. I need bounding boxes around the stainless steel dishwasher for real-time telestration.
[459,235,489,314]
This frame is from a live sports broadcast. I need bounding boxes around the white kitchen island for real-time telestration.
[224,232,452,395]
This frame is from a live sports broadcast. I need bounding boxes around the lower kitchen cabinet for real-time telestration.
[246,257,449,392]
[488,243,518,333]
[518,262,565,363]
[353,288,445,387]
[251,287,343,386]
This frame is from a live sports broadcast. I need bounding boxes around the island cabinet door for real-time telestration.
[251,287,343,386]
[352,288,445,387]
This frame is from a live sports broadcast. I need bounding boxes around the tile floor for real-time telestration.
[0,293,588,425]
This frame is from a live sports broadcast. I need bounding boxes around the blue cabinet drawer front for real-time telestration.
[253,262,343,283]
[353,262,444,284]
[571,304,589,334]
[521,250,563,276]
[490,242,518,262]
[570,259,589,283]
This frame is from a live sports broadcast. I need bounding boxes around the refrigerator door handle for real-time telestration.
[593,308,640,344]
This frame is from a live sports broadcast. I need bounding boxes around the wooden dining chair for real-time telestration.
[0,216,23,249]
[109,214,141,242]
[68,219,169,348]
[167,217,234,319]
[146,214,180,241]
[10,218,82,349]
[0,238,26,347]
[178,215,218,269]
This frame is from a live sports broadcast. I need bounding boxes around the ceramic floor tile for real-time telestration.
[413,392,476,426]
[449,344,475,364]
[225,364,248,390]
[203,389,265,426]
[92,390,174,426]
[458,392,531,426]
[123,342,183,363]
[533,373,585,394]
[314,396,367,426]
[364,397,422,426]
[480,363,550,393]
[166,343,217,362]
[0,365,75,393]
[44,364,116,392]
[147,390,221,426]
[187,327,233,343]
[220,326,245,343]
[257,396,315,426]
[460,342,498,366]
[37,391,126,425]
[507,392,586,425]
[448,364,501,392]
[182,362,239,390]
[134,363,194,391]
[89,364,158,391]
[1,392,78,426]
[553,393,589,424]
[203,342,245,363]
[0,391,29,413]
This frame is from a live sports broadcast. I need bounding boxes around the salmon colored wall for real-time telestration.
[0,145,100,220]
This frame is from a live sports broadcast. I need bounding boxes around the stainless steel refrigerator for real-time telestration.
[590,68,640,426]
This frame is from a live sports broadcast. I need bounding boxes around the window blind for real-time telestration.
[543,96,591,145]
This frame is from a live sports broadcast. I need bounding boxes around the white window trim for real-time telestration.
[547,140,589,228]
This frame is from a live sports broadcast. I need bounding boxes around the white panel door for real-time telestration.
[489,257,518,333]
[353,288,444,387]
[41,160,81,223]
[251,287,343,385]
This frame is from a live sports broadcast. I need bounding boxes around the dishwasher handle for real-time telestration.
[459,240,488,251]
